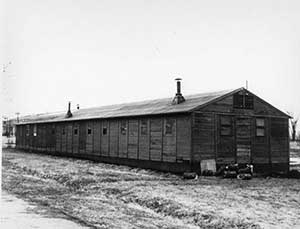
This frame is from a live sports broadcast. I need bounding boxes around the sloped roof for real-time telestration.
[17,88,239,124]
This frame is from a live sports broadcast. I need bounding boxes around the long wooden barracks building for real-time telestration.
[15,80,290,174]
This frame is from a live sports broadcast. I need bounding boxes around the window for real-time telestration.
[120,121,127,135]
[165,118,175,135]
[33,124,37,136]
[74,128,78,135]
[62,128,65,135]
[220,116,232,136]
[102,127,107,135]
[245,93,254,109]
[51,127,55,135]
[87,128,92,135]
[233,91,254,109]
[256,118,265,137]
[140,120,148,135]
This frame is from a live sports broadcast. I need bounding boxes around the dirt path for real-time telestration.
[1,191,89,229]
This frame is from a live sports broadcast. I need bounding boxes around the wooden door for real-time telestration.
[236,117,251,164]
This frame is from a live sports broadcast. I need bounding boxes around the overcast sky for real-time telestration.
[2,0,300,128]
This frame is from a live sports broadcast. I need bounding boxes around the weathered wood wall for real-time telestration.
[14,89,289,173]
[72,122,79,154]
[192,113,216,162]
[128,119,138,159]
[16,115,192,167]
[192,89,289,172]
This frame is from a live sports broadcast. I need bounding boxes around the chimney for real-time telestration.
[65,101,72,118]
[172,78,185,105]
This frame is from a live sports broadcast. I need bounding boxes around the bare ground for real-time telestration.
[2,148,300,229]
[1,190,89,229]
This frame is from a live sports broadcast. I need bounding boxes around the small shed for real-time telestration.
[15,81,290,174]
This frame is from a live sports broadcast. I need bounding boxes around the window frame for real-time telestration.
[220,116,233,136]
[165,118,175,135]
[102,126,108,136]
[233,91,254,110]
[87,127,92,135]
[140,120,148,136]
[255,118,265,137]
[120,120,127,135]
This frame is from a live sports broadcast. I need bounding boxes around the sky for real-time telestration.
[2,0,300,131]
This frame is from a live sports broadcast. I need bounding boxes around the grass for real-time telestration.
[2,148,300,229]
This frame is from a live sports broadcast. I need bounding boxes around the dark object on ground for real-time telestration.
[223,163,253,179]
[226,163,239,173]
[223,163,239,178]
[215,166,226,176]
[238,164,253,175]
[223,170,237,178]
[237,173,252,180]
[202,170,214,176]
[288,170,300,179]
[183,172,198,179]
[271,172,288,178]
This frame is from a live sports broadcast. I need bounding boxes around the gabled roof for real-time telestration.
[16,87,290,125]
[17,88,239,124]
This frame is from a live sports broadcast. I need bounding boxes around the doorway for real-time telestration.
[236,117,251,164]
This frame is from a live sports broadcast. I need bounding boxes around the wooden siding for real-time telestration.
[138,119,150,160]
[192,113,215,162]
[109,120,119,157]
[42,124,47,151]
[119,120,128,158]
[55,125,61,152]
[162,118,176,162]
[236,117,251,163]
[61,124,67,153]
[72,122,79,154]
[176,116,191,161]
[201,90,287,118]
[17,115,192,164]
[66,123,73,154]
[252,118,269,164]
[93,121,101,155]
[216,115,235,164]
[86,121,93,154]
[79,122,86,154]
[270,118,289,164]
[150,118,163,161]
[36,125,41,151]
[128,119,138,159]
[15,98,289,175]
[100,120,109,156]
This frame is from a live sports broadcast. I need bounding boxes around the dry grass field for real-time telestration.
[2,148,300,229]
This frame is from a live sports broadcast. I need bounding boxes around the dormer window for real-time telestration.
[233,91,254,109]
